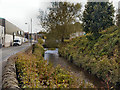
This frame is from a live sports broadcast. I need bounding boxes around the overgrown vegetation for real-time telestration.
[38,2,82,43]
[116,9,120,26]
[59,26,120,88]
[15,38,95,88]
[83,1,114,37]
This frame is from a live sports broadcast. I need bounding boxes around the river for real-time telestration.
[44,48,106,88]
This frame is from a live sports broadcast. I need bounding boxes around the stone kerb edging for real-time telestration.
[2,46,32,89]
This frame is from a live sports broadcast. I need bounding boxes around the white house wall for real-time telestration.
[70,32,85,39]
[0,18,25,47]
[5,34,13,47]
[0,25,5,45]
[0,26,2,44]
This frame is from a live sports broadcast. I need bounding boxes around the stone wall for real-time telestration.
[2,46,32,89]
[2,55,20,89]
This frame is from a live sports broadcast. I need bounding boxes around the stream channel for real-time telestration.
[44,48,106,88]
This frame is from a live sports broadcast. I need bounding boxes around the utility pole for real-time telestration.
[35,29,37,41]
[25,22,30,45]
[31,18,32,45]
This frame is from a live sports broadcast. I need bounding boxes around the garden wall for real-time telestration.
[2,46,32,89]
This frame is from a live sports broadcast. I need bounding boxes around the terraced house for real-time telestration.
[0,18,24,47]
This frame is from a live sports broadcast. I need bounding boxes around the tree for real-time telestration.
[37,9,49,32]
[116,9,120,26]
[38,2,82,42]
[82,1,115,36]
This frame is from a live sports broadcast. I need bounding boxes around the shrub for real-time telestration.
[38,38,44,45]
[16,43,95,88]
[59,26,120,88]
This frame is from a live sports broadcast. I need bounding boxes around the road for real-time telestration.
[0,43,30,61]
[0,43,31,89]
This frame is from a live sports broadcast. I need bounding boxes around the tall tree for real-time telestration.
[82,1,115,36]
[38,2,82,42]
[37,9,49,32]
[116,9,120,26]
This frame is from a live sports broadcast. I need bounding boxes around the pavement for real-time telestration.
[0,43,31,89]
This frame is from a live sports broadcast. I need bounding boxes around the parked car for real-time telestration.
[13,39,22,46]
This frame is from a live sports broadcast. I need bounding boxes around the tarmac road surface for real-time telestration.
[0,43,31,89]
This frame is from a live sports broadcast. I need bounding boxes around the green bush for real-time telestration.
[33,43,44,57]
[16,43,95,88]
[59,26,120,88]
[38,38,44,44]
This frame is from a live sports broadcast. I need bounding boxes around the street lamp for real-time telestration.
[31,19,32,45]
[25,18,32,46]
[35,29,38,41]
[25,23,30,45]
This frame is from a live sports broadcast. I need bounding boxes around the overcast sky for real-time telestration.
[0,0,119,33]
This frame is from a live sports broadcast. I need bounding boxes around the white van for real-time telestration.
[13,38,22,46]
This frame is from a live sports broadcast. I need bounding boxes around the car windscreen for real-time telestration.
[14,40,20,42]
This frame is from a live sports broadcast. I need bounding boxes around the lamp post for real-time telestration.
[30,18,32,45]
[25,23,30,45]
[35,29,38,41]
[25,18,32,46]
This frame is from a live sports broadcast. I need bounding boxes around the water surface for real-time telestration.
[44,48,105,88]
